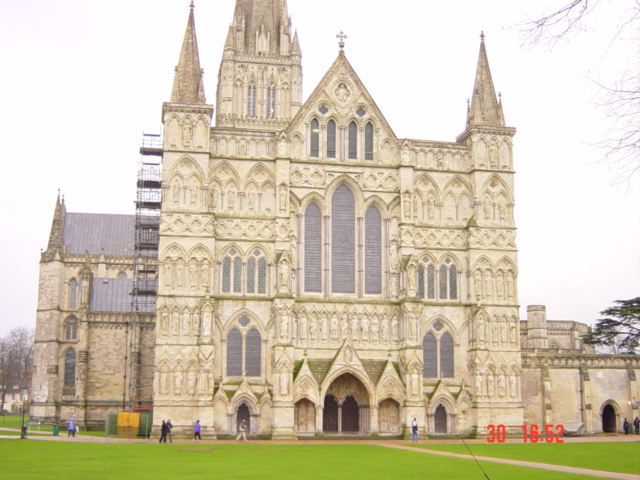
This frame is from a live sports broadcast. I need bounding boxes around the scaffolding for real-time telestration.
[128,133,162,410]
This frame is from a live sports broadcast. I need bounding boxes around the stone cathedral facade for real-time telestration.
[31,1,640,439]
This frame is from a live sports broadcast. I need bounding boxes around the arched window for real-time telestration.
[64,348,76,387]
[246,250,267,295]
[226,328,243,376]
[423,322,455,379]
[440,332,454,378]
[332,185,355,294]
[68,279,77,309]
[266,85,276,119]
[418,258,436,300]
[245,328,262,377]
[304,202,322,293]
[64,319,78,341]
[327,120,336,158]
[364,205,382,295]
[365,122,374,160]
[348,122,358,160]
[439,258,458,300]
[247,85,257,117]
[222,249,243,294]
[310,119,320,157]
[423,333,437,378]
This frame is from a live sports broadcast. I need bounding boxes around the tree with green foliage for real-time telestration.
[583,297,640,354]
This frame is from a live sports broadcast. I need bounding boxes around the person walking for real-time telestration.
[236,419,247,441]
[166,419,173,443]
[194,420,201,440]
[622,418,629,435]
[411,417,418,442]
[67,416,76,437]
[633,417,639,435]
[159,420,168,443]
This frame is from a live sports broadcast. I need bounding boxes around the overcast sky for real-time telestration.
[0,0,638,336]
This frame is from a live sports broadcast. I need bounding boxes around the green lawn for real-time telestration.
[0,416,104,437]
[0,442,611,480]
[412,442,640,475]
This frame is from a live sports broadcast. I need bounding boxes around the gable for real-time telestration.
[286,52,397,161]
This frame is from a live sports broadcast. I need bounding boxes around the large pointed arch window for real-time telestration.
[423,320,455,379]
[64,348,76,392]
[226,328,243,376]
[310,119,320,157]
[327,120,337,158]
[348,122,358,160]
[365,122,374,160]
[331,185,355,294]
[226,318,262,378]
[304,202,322,293]
[364,205,382,294]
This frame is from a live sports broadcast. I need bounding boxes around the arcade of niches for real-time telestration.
[31,1,640,438]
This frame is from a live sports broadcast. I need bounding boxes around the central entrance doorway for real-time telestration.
[602,404,616,433]
[322,373,369,434]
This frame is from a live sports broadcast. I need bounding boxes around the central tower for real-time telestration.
[216,0,302,130]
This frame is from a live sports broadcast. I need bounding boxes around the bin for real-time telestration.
[53,425,59,436]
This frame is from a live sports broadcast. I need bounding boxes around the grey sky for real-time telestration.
[0,0,638,336]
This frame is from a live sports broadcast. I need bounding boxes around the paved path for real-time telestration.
[380,443,640,480]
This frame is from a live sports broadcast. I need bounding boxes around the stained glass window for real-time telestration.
[258,258,267,294]
[332,185,355,293]
[310,119,319,157]
[365,205,382,294]
[245,328,262,377]
[365,122,374,160]
[222,257,231,293]
[304,202,322,293]
[440,332,454,378]
[423,333,437,378]
[327,120,336,158]
[247,258,256,293]
[233,257,242,293]
[226,328,242,376]
[64,348,76,386]
[348,122,357,160]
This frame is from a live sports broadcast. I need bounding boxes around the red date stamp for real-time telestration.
[486,424,565,443]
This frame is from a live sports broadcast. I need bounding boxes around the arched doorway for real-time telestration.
[295,399,316,433]
[323,373,370,434]
[379,398,400,433]
[602,404,616,433]
[236,403,250,434]
[323,395,338,432]
[434,404,447,434]
[342,396,359,432]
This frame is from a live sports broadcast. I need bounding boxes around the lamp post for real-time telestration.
[19,402,26,439]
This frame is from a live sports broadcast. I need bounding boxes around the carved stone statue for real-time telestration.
[277,254,291,294]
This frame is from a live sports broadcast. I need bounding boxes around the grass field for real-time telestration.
[0,441,618,480]
[413,442,640,475]
[0,416,105,437]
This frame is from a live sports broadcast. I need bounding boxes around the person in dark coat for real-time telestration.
[633,417,640,435]
[166,419,173,443]
[159,420,168,443]
[622,418,629,435]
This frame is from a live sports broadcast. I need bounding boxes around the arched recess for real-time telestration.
[295,399,316,433]
[429,396,456,435]
[321,370,374,434]
[378,398,400,433]
[600,401,620,433]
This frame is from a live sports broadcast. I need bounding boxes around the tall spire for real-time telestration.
[231,0,292,55]
[467,32,505,127]
[170,2,206,104]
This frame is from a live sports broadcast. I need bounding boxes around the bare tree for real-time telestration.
[0,327,33,413]
[522,0,640,182]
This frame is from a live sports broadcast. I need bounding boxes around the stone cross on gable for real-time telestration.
[337,31,347,50]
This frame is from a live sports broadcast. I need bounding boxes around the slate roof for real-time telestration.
[89,277,146,313]
[64,213,135,256]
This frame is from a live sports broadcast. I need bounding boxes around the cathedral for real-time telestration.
[31,0,640,439]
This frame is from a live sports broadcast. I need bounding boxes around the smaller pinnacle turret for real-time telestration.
[170,2,206,104]
[467,32,505,127]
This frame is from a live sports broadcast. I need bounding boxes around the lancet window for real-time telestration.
[327,120,337,158]
[64,348,76,387]
[417,257,458,301]
[423,320,455,379]
[304,202,322,293]
[266,85,276,119]
[348,122,358,160]
[247,85,257,118]
[365,122,374,160]
[226,317,262,378]
[310,119,320,157]
[247,250,267,295]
